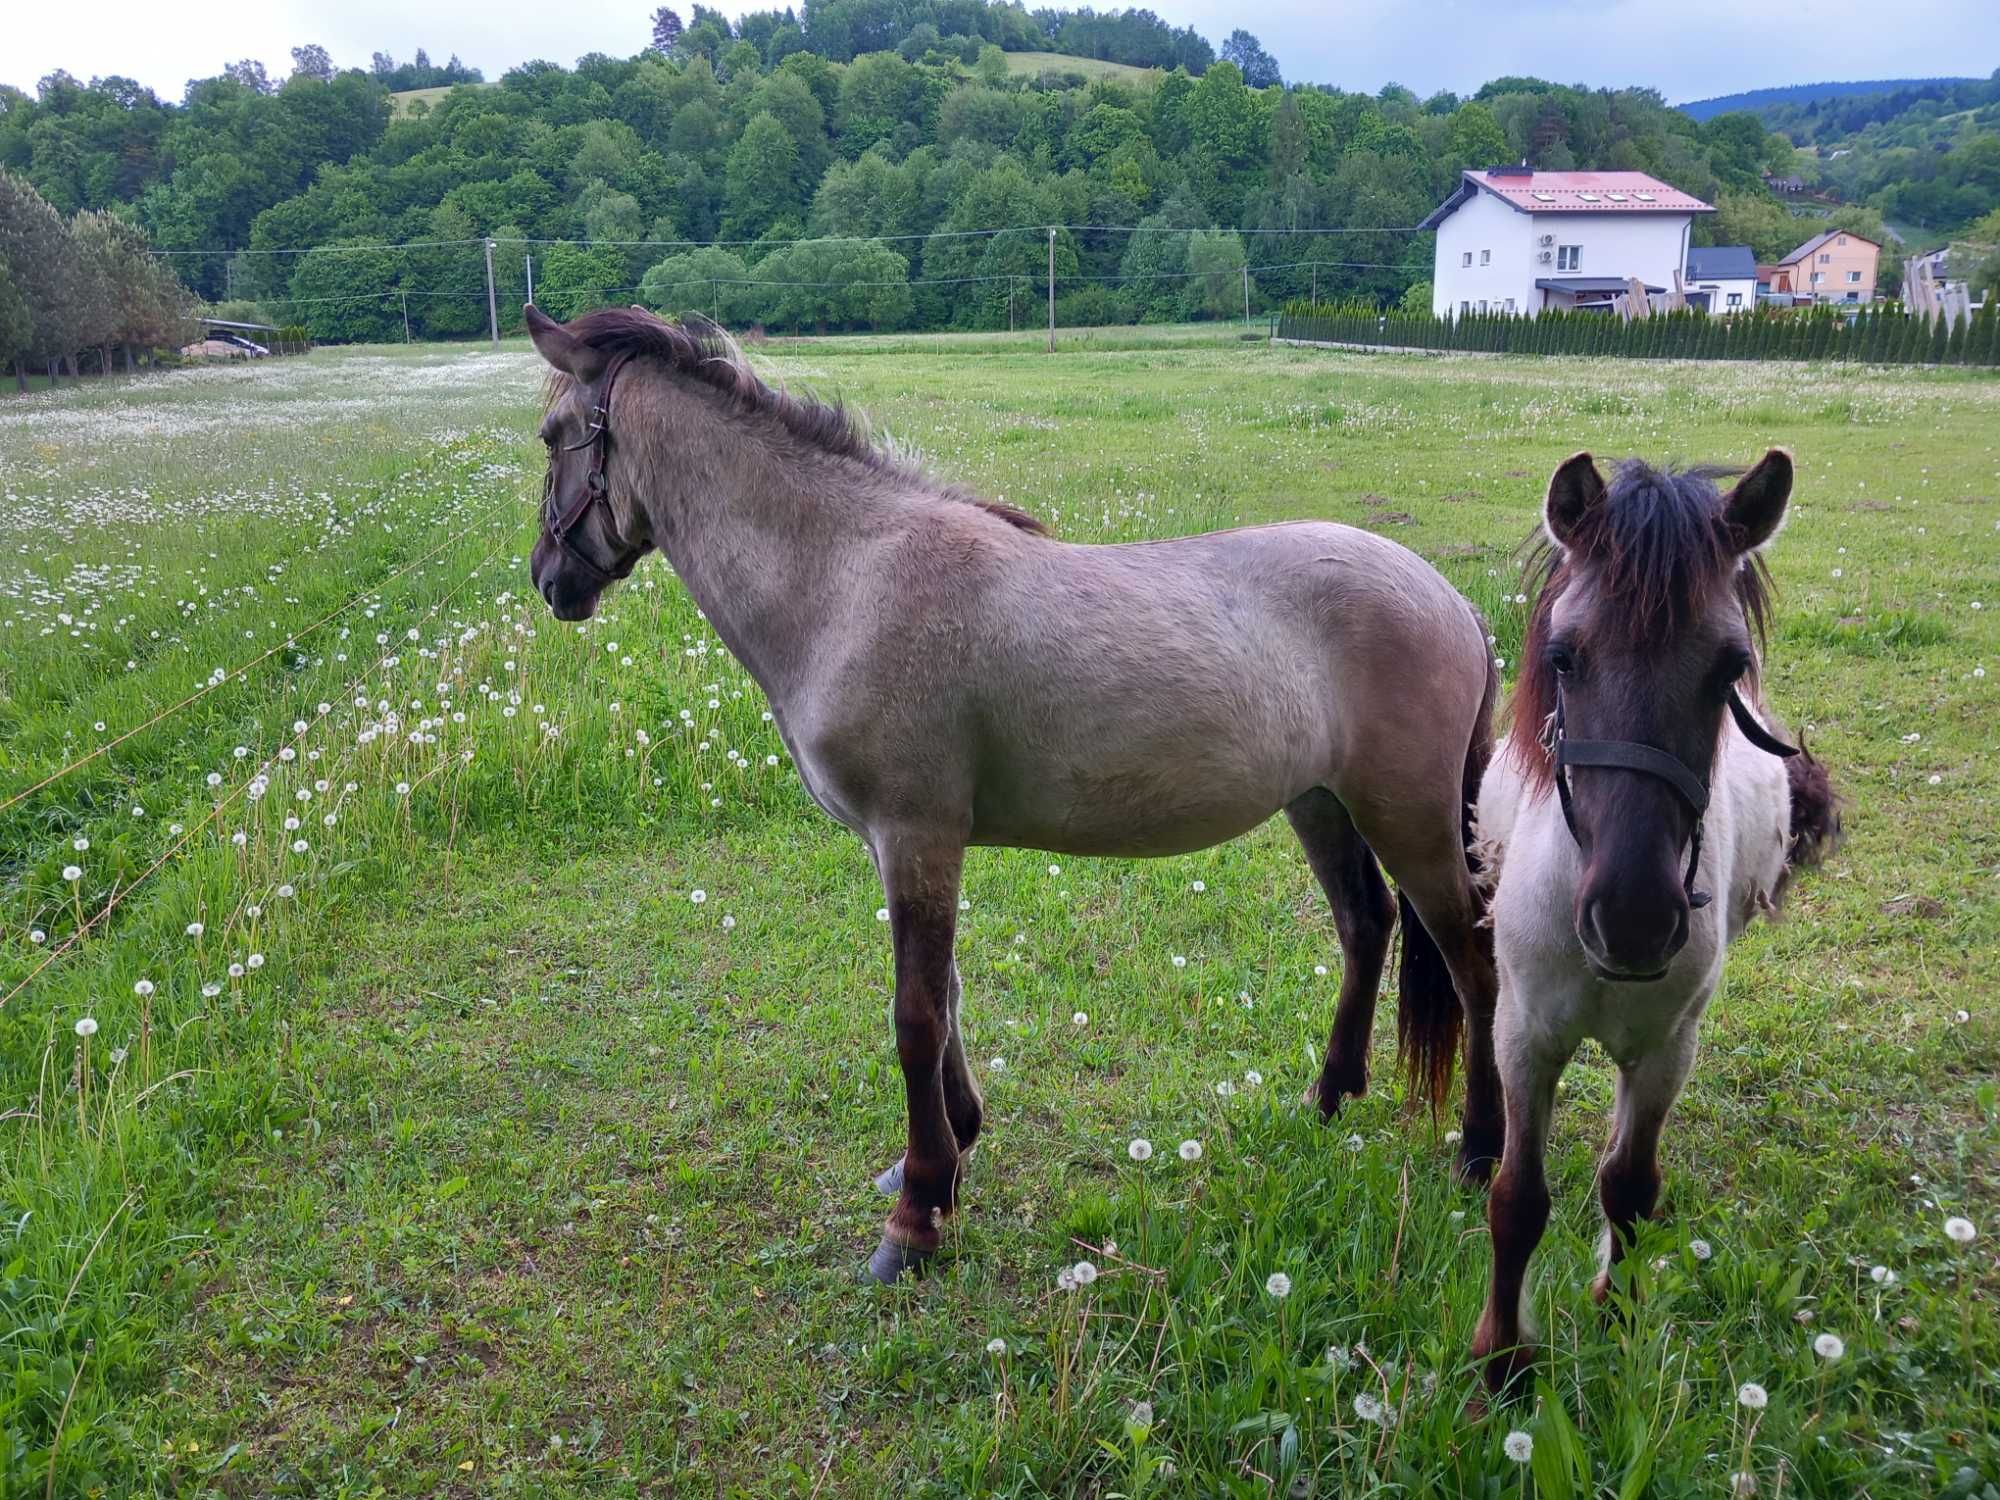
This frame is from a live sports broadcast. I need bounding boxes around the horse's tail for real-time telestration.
[1783,734,1842,871]
[1395,617,1498,1115]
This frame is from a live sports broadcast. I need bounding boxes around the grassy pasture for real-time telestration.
[0,330,1995,1497]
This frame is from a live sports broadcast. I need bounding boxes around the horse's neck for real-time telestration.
[640,422,899,705]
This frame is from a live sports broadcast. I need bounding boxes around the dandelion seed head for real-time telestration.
[1503,1431,1533,1462]
[1128,1138,1153,1162]
[1944,1216,1977,1244]
[1265,1271,1292,1298]
[1178,1139,1202,1162]
[74,1017,98,1038]
[1813,1333,1845,1360]
[1737,1382,1768,1411]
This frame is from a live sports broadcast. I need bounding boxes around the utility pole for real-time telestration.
[400,290,411,343]
[524,254,534,307]
[1311,262,1317,304]
[1046,227,1056,353]
[1242,264,1250,327]
[483,238,499,348]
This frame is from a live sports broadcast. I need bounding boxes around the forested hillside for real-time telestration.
[2,9,1994,343]
[1678,77,1979,121]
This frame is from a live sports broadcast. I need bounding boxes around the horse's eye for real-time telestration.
[1717,649,1752,687]
[1548,644,1575,676]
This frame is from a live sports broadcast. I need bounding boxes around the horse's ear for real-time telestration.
[524,304,605,384]
[1723,448,1793,553]
[1544,451,1606,550]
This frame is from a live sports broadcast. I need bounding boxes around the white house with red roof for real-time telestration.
[1420,167,1714,319]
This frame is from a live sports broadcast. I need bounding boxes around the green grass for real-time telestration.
[1000,51,1162,86]
[1,330,1996,1496]
[389,82,494,116]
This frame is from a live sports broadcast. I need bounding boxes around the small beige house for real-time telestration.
[1771,228,1880,304]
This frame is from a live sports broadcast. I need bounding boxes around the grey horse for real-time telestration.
[522,304,1502,1282]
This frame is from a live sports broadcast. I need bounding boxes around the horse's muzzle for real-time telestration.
[1578,889,1689,982]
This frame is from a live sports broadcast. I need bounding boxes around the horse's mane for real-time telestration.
[548,306,1048,535]
[1507,460,1774,789]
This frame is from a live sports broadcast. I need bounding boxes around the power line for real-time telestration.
[151,221,1432,260]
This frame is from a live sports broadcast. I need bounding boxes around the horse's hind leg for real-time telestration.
[1286,789,1395,1120]
[1592,1023,1696,1305]
[1348,804,1502,1182]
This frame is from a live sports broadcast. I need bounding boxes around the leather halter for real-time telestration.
[544,353,644,587]
[1552,681,1799,909]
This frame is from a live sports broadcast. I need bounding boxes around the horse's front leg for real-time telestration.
[866,831,966,1284]
[1592,1023,1697,1305]
[1471,1005,1568,1397]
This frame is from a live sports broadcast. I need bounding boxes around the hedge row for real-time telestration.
[1275,298,2000,366]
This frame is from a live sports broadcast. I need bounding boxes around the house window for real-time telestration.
[1504,298,1516,314]
[1818,253,1830,264]
[1460,300,1471,316]
[1727,292,1742,307]
[1837,236,1847,245]
[1477,300,1488,313]
[1480,249,1491,266]
[1810,272,1823,285]
[1847,270,1861,283]
[1845,291,1859,303]
[1556,244,1581,271]
[1461,251,1472,267]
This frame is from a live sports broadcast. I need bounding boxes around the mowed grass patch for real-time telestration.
[1,332,1995,1495]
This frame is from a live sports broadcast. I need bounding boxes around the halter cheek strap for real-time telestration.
[1552,682,1798,910]
[546,354,643,585]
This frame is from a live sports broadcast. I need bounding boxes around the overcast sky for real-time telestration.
[7,0,1997,106]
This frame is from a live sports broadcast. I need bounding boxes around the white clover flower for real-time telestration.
[1178,1139,1202,1162]
[1945,1216,1977,1244]
[1070,1260,1097,1286]
[133,979,154,998]
[1128,1138,1153,1162]
[74,1017,98,1038]
[62,865,83,882]
[1504,1431,1533,1462]
[1737,1382,1768,1411]
[1265,1271,1292,1298]
[1813,1333,1845,1361]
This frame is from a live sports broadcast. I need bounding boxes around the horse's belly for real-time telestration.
[970,757,1305,857]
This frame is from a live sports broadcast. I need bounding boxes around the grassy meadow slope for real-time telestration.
[0,331,1994,1496]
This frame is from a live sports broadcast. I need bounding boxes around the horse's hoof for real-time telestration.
[866,1235,933,1285]
[1473,1339,1536,1400]
[874,1156,905,1196]
[1455,1134,1501,1188]
[1302,1070,1364,1122]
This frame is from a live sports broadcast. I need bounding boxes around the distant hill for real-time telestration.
[390,82,494,116]
[1678,77,1980,120]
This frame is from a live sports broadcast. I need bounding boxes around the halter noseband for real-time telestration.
[1552,682,1798,910]
[544,353,644,588]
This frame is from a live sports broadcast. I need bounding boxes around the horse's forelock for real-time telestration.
[1505,461,1774,789]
